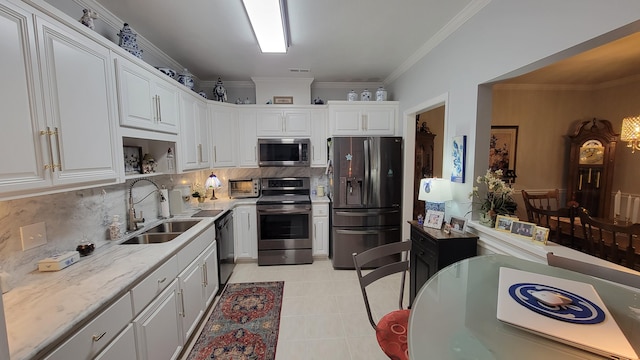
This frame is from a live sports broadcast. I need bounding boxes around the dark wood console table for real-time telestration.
[409,221,478,305]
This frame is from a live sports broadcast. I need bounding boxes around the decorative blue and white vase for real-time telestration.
[360,89,371,101]
[197,91,208,99]
[177,68,194,90]
[376,86,387,101]
[347,90,358,101]
[117,23,143,59]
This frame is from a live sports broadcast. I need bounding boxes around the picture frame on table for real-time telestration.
[489,126,518,180]
[510,220,536,239]
[449,216,467,233]
[273,96,293,104]
[451,135,466,183]
[495,215,515,232]
[425,210,445,229]
[533,226,550,245]
[123,146,142,175]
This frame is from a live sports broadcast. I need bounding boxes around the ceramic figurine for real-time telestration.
[244,97,251,104]
[177,68,194,90]
[198,91,208,99]
[313,97,324,105]
[361,89,371,101]
[236,98,243,104]
[348,90,358,101]
[376,86,387,101]
[79,9,97,30]
[212,77,227,102]
[117,23,143,59]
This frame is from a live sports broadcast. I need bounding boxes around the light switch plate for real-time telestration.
[20,222,47,251]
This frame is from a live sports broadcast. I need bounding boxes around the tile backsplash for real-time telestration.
[0,167,326,292]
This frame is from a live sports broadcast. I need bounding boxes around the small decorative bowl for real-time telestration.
[76,242,95,256]
[156,67,176,78]
[197,91,208,99]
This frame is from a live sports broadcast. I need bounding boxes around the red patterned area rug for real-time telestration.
[186,281,284,360]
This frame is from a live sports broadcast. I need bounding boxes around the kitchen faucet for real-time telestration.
[127,178,166,231]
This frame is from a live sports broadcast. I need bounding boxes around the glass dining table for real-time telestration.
[409,254,640,359]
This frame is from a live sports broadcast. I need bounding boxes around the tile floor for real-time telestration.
[184,258,409,360]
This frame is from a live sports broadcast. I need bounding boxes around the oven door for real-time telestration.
[257,204,312,250]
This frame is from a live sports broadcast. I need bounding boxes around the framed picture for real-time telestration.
[495,215,515,232]
[123,146,142,175]
[533,226,550,245]
[425,210,445,229]
[451,135,466,183]
[449,216,467,233]
[510,220,536,239]
[489,126,518,178]
[273,96,293,104]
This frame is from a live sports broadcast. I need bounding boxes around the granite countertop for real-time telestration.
[2,199,250,360]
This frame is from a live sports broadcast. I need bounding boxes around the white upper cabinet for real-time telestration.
[115,55,180,134]
[310,108,328,167]
[179,91,210,171]
[237,108,258,167]
[0,2,119,197]
[210,102,237,167]
[256,107,311,137]
[329,101,398,136]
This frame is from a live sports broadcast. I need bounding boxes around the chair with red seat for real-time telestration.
[352,241,411,360]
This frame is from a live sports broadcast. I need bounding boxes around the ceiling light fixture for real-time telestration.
[242,0,289,53]
[621,115,640,153]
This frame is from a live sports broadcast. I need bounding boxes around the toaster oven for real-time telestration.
[228,178,260,198]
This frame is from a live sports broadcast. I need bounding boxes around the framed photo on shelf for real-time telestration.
[273,96,293,104]
[451,135,466,183]
[449,216,467,233]
[489,126,518,178]
[533,226,550,245]
[425,210,445,229]
[495,215,515,232]
[123,146,142,175]
[510,220,536,239]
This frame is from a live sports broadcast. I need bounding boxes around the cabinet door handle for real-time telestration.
[253,146,257,161]
[41,127,55,171]
[198,144,202,162]
[247,213,250,229]
[157,277,167,285]
[178,289,185,317]
[214,146,217,162]
[52,127,62,171]
[282,116,285,132]
[203,263,208,286]
[314,223,317,238]
[92,331,107,342]
[157,95,162,122]
[152,96,158,121]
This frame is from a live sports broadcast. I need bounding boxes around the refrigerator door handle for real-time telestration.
[336,227,400,235]
[363,138,371,205]
[334,209,400,216]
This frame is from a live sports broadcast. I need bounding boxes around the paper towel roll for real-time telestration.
[160,189,170,218]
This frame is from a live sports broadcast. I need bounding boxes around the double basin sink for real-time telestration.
[120,209,225,245]
[120,220,201,245]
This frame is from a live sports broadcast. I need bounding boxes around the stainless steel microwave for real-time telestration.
[258,138,310,167]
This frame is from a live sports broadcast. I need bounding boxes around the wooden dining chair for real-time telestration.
[577,207,640,271]
[547,252,640,289]
[353,241,411,360]
[522,190,576,248]
[521,189,561,219]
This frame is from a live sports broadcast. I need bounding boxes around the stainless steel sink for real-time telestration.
[142,220,200,234]
[121,232,182,244]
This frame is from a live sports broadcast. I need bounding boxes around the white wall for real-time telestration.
[388,0,640,241]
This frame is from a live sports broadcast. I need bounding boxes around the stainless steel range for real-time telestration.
[257,177,312,265]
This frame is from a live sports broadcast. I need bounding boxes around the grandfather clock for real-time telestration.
[567,119,618,218]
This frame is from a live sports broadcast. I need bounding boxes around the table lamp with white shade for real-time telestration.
[205,172,222,200]
[418,178,453,217]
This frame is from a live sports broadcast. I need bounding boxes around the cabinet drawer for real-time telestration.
[177,224,215,271]
[44,292,132,360]
[131,255,178,315]
[312,205,329,216]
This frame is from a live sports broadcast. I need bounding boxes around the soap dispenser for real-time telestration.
[109,215,121,240]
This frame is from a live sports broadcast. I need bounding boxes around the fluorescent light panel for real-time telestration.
[242,0,288,53]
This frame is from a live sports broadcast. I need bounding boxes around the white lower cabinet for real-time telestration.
[234,205,258,259]
[178,255,206,342]
[94,324,136,360]
[202,243,220,307]
[133,279,183,360]
[312,204,329,256]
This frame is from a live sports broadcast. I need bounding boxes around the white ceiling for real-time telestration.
[97,0,477,82]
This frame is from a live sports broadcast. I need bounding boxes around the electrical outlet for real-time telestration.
[20,222,47,251]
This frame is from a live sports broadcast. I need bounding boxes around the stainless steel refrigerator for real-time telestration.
[329,136,403,269]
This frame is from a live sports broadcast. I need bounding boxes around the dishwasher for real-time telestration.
[215,211,235,291]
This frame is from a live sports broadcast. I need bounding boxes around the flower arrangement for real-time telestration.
[469,169,517,217]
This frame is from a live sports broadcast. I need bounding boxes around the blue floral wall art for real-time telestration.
[451,135,466,183]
